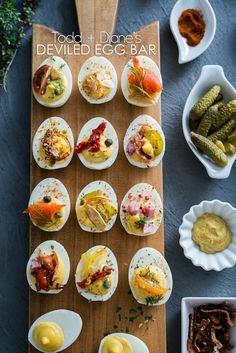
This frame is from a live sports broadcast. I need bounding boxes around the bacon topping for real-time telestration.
[77,267,114,289]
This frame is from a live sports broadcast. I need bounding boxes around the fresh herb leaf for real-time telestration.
[145,296,163,306]
[116,306,122,313]
[135,215,148,228]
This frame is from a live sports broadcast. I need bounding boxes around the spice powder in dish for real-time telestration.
[178,8,206,47]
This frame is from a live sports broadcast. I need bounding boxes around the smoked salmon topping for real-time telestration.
[23,203,65,225]
[128,57,162,98]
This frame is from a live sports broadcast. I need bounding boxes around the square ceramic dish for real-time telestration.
[181,297,236,353]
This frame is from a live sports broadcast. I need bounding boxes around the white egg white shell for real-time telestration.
[75,245,118,302]
[32,117,74,170]
[120,183,163,236]
[121,55,162,107]
[28,309,82,353]
[128,247,173,306]
[75,180,118,233]
[124,114,165,168]
[98,333,149,353]
[78,56,118,104]
[26,240,70,294]
[33,56,72,108]
[28,178,70,232]
[76,118,119,170]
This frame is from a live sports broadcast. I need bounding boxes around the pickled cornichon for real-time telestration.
[208,119,235,142]
[210,100,236,131]
[224,142,236,155]
[190,132,228,167]
[197,103,223,136]
[190,85,221,121]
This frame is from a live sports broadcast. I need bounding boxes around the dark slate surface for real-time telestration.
[0,1,235,352]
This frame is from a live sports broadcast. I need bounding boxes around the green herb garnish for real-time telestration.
[145,296,163,306]
[116,306,122,313]
[135,216,148,228]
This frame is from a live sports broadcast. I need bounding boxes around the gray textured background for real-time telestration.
[0,0,235,352]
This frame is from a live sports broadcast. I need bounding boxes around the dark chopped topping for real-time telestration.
[105,138,113,147]
[43,195,52,203]
[187,302,235,353]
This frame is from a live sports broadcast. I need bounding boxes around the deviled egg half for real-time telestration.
[26,240,70,294]
[120,183,163,236]
[75,245,118,302]
[121,56,162,107]
[24,178,70,232]
[76,117,118,170]
[78,56,117,104]
[99,333,149,353]
[28,309,82,353]
[75,181,118,233]
[33,117,74,169]
[33,56,72,108]
[129,247,173,306]
[124,114,165,168]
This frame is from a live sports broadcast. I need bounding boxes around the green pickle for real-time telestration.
[197,103,222,136]
[215,140,225,153]
[208,119,235,142]
[224,142,236,155]
[210,100,236,131]
[190,85,221,121]
[190,132,228,167]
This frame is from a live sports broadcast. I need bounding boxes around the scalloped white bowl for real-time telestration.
[179,200,236,271]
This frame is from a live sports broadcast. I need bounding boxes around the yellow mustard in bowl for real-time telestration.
[32,321,64,352]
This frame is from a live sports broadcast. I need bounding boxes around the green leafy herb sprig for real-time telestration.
[0,0,39,90]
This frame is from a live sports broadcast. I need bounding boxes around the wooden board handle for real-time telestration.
[75,0,119,45]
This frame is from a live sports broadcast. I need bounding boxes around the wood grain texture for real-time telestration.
[30,18,165,353]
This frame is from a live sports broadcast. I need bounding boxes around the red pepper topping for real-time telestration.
[128,193,132,200]
[77,267,114,289]
[75,122,107,154]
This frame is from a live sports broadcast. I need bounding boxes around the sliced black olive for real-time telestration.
[103,279,111,288]
[43,195,52,203]
[105,138,113,147]
[55,212,62,219]
[80,199,85,206]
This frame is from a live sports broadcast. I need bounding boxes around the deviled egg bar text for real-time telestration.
[124,114,165,168]
[76,117,118,170]
[26,240,70,294]
[120,183,163,236]
[24,178,70,232]
[121,56,162,107]
[33,56,72,108]
[28,309,82,353]
[75,245,118,301]
[78,56,117,104]
[99,333,149,353]
[33,117,74,169]
[76,181,118,232]
[129,248,173,306]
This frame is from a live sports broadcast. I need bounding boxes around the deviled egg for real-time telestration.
[75,181,118,233]
[26,240,70,294]
[28,309,82,353]
[32,117,74,169]
[120,183,163,236]
[124,114,165,168]
[33,56,72,108]
[121,56,162,107]
[129,247,173,306]
[76,117,118,170]
[24,178,70,232]
[99,333,149,353]
[75,245,118,301]
[78,56,117,104]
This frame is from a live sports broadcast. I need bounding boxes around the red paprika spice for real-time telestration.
[178,8,205,47]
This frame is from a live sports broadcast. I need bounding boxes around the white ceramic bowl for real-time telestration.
[183,65,236,179]
[170,0,216,64]
[182,297,236,353]
[179,200,236,271]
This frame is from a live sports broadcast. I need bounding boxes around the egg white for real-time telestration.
[32,117,74,170]
[75,245,119,302]
[32,56,72,108]
[78,56,117,104]
[120,183,163,236]
[98,333,149,353]
[26,240,70,294]
[121,55,162,107]
[76,117,119,170]
[75,180,118,233]
[124,114,165,168]
[28,178,70,232]
[128,247,173,306]
[28,309,82,353]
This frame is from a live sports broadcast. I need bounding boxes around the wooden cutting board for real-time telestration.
[29,1,165,352]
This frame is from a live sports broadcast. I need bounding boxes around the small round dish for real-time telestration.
[170,0,216,64]
[179,200,236,271]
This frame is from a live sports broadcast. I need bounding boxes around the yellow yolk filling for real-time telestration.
[102,336,133,353]
[33,321,64,352]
